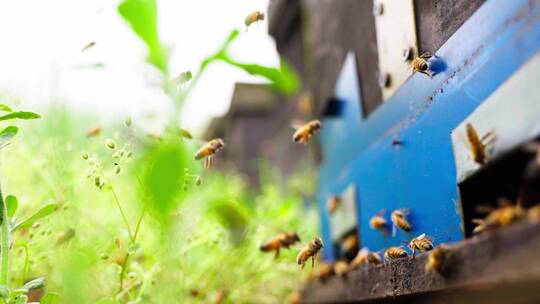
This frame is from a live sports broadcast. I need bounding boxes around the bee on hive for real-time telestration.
[472,200,525,234]
[350,247,382,269]
[341,234,358,257]
[391,209,412,236]
[292,120,322,145]
[297,237,324,270]
[194,138,225,169]
[260,232,301,259]
[411,52,434,77]
[334,261,349,277]
[384,246,408,261]
[425,244,452,274]
[408,233,434,258]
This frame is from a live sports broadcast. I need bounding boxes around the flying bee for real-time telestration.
[425,244,452,274]
[86,126,102,138]
[292,120,322,145]
[195,138,225,169]
[179,128,193,140]
[370,209,388,231]
[297,237,324,270]
[245,11,264,31]
[327,195,342,214]
[384,246,408,261]
[391,209,412,236]
[408,233,433,258]
[411,52,433,77]
[465,123,495,165]
[260,232,301,259]
[81,41,96,52]
[341,234,358,256]
[334,261,349,277]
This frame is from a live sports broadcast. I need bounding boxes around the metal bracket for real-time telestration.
[373,0,418,100]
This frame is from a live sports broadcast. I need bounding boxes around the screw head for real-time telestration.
[378,73,391,88]
[402,48,413,61]
[373,2,384,16]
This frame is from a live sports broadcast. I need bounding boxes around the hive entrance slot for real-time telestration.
[458,138,540,237]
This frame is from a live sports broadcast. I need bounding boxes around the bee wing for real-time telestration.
[392,223,397,237]
[291,120,306,130]
[399,208,411,215]
[417,233,426,239]
[376,209,386,216]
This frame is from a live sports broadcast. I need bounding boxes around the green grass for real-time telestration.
[0,107,317,303]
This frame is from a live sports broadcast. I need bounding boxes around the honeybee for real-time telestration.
[81,41,96,52]
[327,196,342,214]
[260,232,301,259]
[350,247,382,269]
[412,52,433,77]
[292,120,322,145]
[334,261,349,277]
[384,246,408,261]
[425,244,452,274]
[465,123,495,165]
[528,204,540,222]
[297,237,324,269]
[317,263,335,281]
[86,126,102,138]
[408,233,433,258]
[472,200,525,234]
[288,291,302,304]
[391,209,412,236]
[370,210,388,231]
[195,138,225,169]
[245,11,264,31]
[341,234,358,256]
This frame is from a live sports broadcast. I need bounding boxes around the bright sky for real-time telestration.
[0,0,277,133]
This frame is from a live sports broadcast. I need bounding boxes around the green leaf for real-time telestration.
[0,104,12,112]
[0,126,18,149]
[12,204,59,231]
[118,0,167,73]
[0,111,40,122]
[5,195,18,218]
[22,277,45,290]
[40,292,60,304]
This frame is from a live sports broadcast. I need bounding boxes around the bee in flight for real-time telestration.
[408,233,433,258]
[297,237,324,269]
[341,234,358,256]
[292,120,322,145]
[327,195,342,214]
[370,209,388,231]
[86,126,102,138]
[194,138,225,169]
[425,244,452,274]
[391,209,412,236]
[81,41,96,52]
[384,246,408,261]
[465,123,495,165]
[245,11,264,31]
[412,51,433,77]
[260,232,301,259]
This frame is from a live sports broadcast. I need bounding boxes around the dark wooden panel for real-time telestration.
[414,0,486,53]
[300,220,540,303]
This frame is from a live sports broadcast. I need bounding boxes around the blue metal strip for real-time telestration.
[318,0,540,260]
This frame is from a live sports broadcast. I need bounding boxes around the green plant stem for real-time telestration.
[0,183,9,285]
[109,185,133,239]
